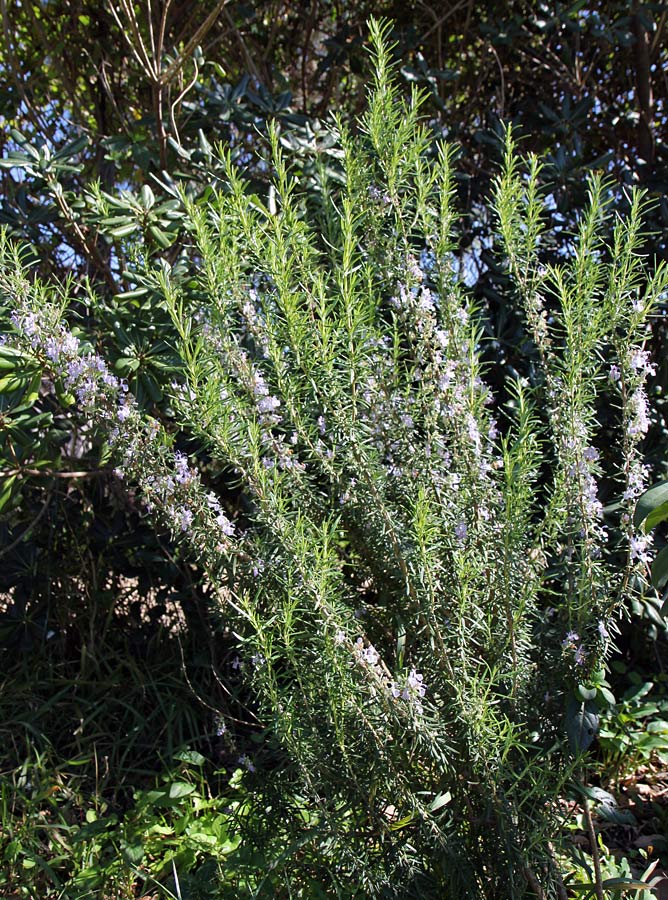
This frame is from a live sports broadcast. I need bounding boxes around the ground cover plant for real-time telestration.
[2,18,668,900]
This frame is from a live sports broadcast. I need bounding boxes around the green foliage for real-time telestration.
[565,843,660,900]
[635,479,668,597]
[598,669,668,781]
[1,746,260,899]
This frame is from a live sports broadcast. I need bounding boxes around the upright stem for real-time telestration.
[583,795,605,900]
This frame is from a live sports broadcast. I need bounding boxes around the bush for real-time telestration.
[3,21,666,898]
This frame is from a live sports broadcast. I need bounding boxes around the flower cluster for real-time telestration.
[9,294,243,562]
[11,305,135,424]
[561,630,586,667]
[237,754,256,773]
[557,412,608,554]
[612,339,657,575]
[389,668,427,714]
[629,533,653,565]
[353,637,380,668]
[628,387,651,437]
[351,638,427,714]
[390,253,497,487]
[140,458,237,545]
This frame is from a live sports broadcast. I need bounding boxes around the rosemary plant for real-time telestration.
[3,21,666,898]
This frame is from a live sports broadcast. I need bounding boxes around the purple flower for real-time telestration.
[207,493,221,512]
[257,395,280,414]
[628,387,650,436]
[630,534,651,563]
[117,399,133,422]
[251,372,268,397]
[361,645,380,667]
[76,378,97,407]
[407,668,426,697]
[630,350,656,376]
[238,754,256,773]
[178,508,194,532]
[418,287,434,311]
[45,337,61,361]
[173,451,192,484]
[216,511,235,536]
[11,310,38,337]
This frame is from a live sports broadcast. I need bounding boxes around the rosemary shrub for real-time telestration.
[3,21,667,898]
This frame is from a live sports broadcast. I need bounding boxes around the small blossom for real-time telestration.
[362,645,380,666]
[628,387,650,436]
[178,508,194,532]
[257,394,280,414]
[238,754,256,773]
[173,451,192,484]
[216,512,235,536]
[117,399,133,422]
[630,534,652,564]
[630,349,656,376]
[407,668,426,697]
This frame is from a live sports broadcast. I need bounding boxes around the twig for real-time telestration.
[160,0,229,86]
[107,0,155,79]
[548,842,569,900]
[7,467,111,479]
[524,866,547,900]
[583,796,605,900]
[170,57,199,147]
[419,0,469,42]
[49,179,118,293]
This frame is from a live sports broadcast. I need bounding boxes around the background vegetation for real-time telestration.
[1,2,668,897]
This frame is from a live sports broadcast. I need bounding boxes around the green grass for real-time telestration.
[0,615,252,898]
